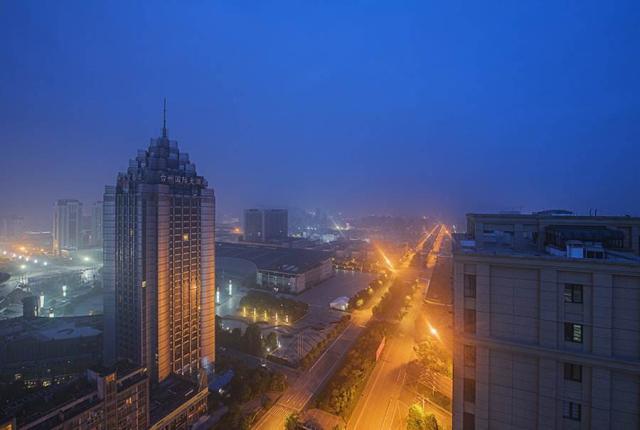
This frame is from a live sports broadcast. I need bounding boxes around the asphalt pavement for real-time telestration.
[347,225,452,430]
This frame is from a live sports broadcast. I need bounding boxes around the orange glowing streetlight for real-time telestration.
[427,322,441,341]
[375,246,395,272]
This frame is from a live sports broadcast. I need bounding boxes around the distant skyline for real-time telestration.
[2,1,639,229]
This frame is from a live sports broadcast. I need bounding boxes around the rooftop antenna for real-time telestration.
[162,98,168,138]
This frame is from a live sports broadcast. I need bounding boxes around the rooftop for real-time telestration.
[0,315,102,342]
[453,234,640,265]
[1,375,97,428]
[149,374,203,425]
[2,361,145,429]
[467,211,640,223]
[216,242,332,274]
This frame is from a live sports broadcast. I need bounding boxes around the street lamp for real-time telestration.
[428,322,441,341]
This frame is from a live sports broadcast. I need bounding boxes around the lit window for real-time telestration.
[564,284,583,303]
[564,323,583,343]
[183,233,189,241]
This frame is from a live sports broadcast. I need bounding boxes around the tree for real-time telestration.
[406,403,440,430]
[285,413,300,430]
[265,331,278,352]
[424,415,440,430]
[243,323,264,356]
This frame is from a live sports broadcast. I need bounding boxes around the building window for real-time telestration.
[464,274,477,298]
[564,323,583,343]
[464,309,476,334]
[564,363,582,382]
[464,345,476,368]
[463,412,475,430]
[463,378,476,403]
[564,284,583,303]
[562,401,581,421]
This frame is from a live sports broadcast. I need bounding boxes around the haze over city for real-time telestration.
[1,2,640,430]
[2,1,640,228]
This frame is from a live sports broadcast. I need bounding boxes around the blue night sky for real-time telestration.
[1,1,639,228]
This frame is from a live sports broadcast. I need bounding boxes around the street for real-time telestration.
[252,321,364,429]
[252,273,397,429]
[251,224,444,430]
[347,225,451,430]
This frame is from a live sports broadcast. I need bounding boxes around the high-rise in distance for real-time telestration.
[103,103,216,383]
[243,208,288,243]
[52,199,82,255]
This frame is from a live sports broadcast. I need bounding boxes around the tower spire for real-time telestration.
[162,98,168,138]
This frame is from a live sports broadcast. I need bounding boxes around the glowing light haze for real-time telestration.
[1,1,639,227]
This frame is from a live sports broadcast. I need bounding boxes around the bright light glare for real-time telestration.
[375,246,395,271]
[83,256,90,262]
[427,322,440,340]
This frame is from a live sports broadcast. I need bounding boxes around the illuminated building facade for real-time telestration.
[103,104,215,383]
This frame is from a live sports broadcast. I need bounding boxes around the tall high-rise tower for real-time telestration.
[103,102,215,383]
[243,208,288,243]
[52,199,82,255]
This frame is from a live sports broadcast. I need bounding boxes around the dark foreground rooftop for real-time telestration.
[149,374,203,425]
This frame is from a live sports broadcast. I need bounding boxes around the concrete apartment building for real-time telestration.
[452,211,640,430]
[1,363,148,430]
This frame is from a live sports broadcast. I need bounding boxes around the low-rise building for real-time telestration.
[216,242,334,293]
[0,315,102,388]
[149,373,209,430]
[1,363,208,430]
[1,362,148,430]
